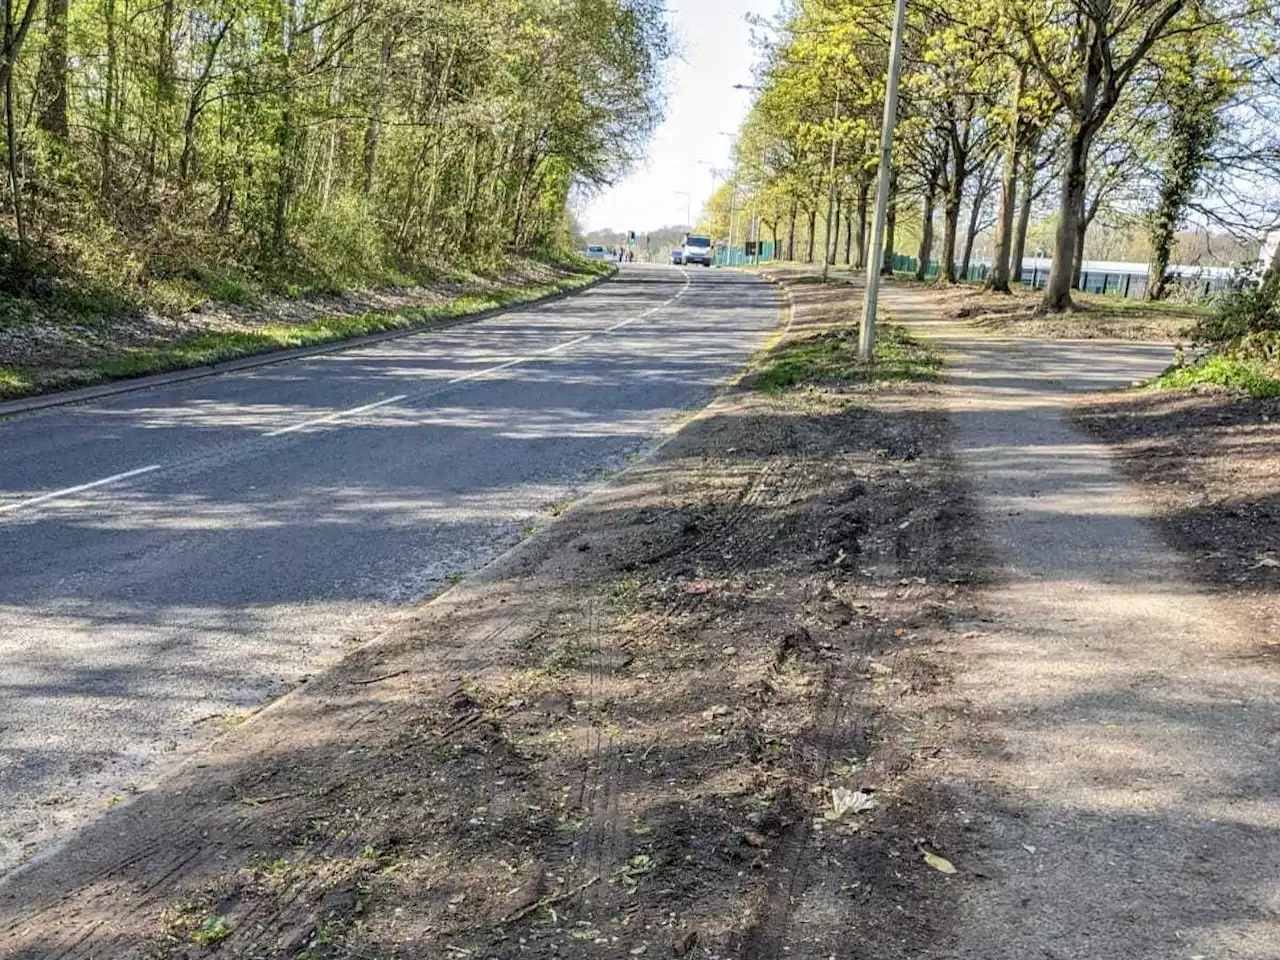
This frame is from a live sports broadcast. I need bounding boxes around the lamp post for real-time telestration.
[858,0,908,362]
[675,191,692,227]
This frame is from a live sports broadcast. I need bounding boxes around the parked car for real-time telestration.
[682,234,714,267]
[585,244,607,259]
[670,249,684,265]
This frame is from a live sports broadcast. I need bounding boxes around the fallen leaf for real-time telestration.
[923,850,957,874]
[828,787,876,818]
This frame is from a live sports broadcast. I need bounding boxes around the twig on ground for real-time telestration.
[501,874,600,925]
[350,669,408,686]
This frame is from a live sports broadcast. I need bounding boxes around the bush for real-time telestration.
[297,193,390,288]
[1193,286,1280,346]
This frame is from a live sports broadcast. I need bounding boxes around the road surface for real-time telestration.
[0,264,781,872]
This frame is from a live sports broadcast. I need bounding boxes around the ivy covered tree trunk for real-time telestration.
[1146,42,1229,301]
[37,0,68,140]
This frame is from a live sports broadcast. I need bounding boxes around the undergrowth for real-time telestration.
[1150,354,1280,399]
[0,268,603,401]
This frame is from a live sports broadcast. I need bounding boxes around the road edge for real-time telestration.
[0,266,617,421]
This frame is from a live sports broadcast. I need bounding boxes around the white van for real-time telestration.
[682,235,714,267]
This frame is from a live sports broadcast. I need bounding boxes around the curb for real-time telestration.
[0,267,617,420]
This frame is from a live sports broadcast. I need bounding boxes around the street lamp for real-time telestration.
[858,0,909,362]
[674,191,692,227]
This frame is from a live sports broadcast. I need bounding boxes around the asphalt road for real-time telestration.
[0,264,781,873]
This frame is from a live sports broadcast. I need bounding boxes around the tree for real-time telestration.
[1006,0,1205,310]
[1145,32,1237,299]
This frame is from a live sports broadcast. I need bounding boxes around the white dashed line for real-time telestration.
[0,464,162,515]
[2,269,696,514]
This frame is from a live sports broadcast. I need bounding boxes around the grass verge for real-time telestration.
[753,323,941,393]
[0,267,606,402]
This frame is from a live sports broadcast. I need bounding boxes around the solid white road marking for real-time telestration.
[2,268,700,515]
[0,464,162,515]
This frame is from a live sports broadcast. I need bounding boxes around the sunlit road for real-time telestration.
[0,264,781,872]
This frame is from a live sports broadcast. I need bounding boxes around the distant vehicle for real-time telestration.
[585,244,607,259]
[670,249,684,265]
[682,234,713,267]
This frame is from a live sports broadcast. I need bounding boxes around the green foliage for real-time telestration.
[1192,287,1280,345]
[754,324,940,393]
[0,0,669,310]
[1151,353,1280,398]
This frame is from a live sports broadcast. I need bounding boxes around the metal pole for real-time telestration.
[727,178,738,266]
[822,91,841,284]
[859,0,908,361]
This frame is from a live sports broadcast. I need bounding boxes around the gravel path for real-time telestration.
[881,282,1280,960]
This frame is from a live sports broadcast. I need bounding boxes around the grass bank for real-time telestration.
[0,257,609,401]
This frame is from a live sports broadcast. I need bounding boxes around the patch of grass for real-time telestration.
[191,914,231,946]
[1149,354,1280,398]
[0,367,33,395]
[547,496,578,517]
[1075,291,1213,318]
[754,324,940,394]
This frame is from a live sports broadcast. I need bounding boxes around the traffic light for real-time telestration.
[628,230,636,245]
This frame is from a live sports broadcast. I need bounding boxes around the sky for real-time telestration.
[577,1,785,234]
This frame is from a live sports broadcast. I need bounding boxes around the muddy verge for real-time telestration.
[1073,387,1280,633]
[0,278,981,959]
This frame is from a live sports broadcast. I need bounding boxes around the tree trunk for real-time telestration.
[960,163,991,281]
[3,0,25,256]
[880,170,898,276]
[939,155,966,282]
[179,19,231,184]
[915,187,936,281]
[1045,125,1090,311]
[362,29,394,196]
[915,148,945,281]
[843,206,852,265]
[101,0,117,195]
[806,209,816,262]
[786,200,796,260]
[828,194,841,264]
[988,73,1025,292]
[37,0,68,140]
[855,177,869,269]
[1010,148,1036,286]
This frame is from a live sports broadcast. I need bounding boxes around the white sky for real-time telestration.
[578,1,784,233]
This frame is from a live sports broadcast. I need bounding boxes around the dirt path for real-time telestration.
[879,282,1280,959]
